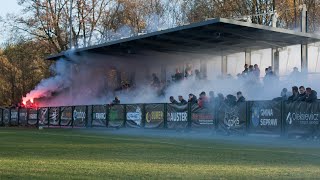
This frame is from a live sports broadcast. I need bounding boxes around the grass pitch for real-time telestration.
[0,128,319,179]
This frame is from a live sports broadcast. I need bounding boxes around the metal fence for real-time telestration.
[1,101,319,137]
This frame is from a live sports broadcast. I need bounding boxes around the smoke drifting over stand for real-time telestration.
[22,44,320,107]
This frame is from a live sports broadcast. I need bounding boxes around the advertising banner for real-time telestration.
[10,109,19,126]
[126,104,143,128]
[191,104,215,129]
[216,102,247,135]
[108,105,125,128]
[3,109,9,126]
[92,105,107,127]
[0,108,3,126]
[28,109,38,126]
[144,104,164,129]
[285,101,320,136]
[167,104,188,129]
[60,107,72,127]
[49,107,60,127]
[73,106,87,127]
[38,108,49,126]
[19,108,28,126]
[249,101,282,135]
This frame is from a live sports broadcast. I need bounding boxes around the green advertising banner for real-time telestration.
[108,105,125,128]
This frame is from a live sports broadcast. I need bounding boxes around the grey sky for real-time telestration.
[0,0,22,44]
[0,0,21,17]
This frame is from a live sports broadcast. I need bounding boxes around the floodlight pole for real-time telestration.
[301,4,308,73]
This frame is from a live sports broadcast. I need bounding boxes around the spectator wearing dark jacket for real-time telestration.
[178,95,188,105]
[298,86,306,101]
[305,88,318,103]
[288,86,299,102]
[188,94,198,105]
[236,91,246,104]
[169,96,179,104]
[111,96,120,105]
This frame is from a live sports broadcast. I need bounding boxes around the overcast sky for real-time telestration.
[0,0,22,44]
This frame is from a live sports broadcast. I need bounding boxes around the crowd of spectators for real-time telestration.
[169,91,246,108]
[275,86,318,103]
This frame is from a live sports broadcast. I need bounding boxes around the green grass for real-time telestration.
[0,128,319,179]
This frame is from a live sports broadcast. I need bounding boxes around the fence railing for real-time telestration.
[1,101,319,137]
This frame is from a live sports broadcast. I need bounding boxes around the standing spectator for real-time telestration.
[112,96,120,105]
[178,95,188,105]
[281,88,291,100]
[169,96,179,104]
[151,73,160,87]
[198,91,209,108]
[253,64,260,79]
[195,69,201,80]
[185,64,193,78]
[288,86,299,102]
[236,91,246,104]
[291,67,300,78]
[188,94,198,105]
[174,68,184,82]
[305,87,318,103]
[215,93,225,107]
[242,64,249,75]
[209,91,215,103]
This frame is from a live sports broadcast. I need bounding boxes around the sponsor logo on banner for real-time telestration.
[224,107,240,127]
[168,112,188,122]
[95,113,106,120]
[146,111,163,123]
[50,108,59,125]
[251,108,278,127]
[286,112,319,125]
[19,112,27,121]
[192,114,214,125]
[127,107,142,125]
[73,110,86,121]
[11,111,18,119]
[39,108,48,124]
[61,111,72,120]
[29,113,37,119]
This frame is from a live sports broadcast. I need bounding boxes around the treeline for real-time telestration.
[0,40,52,106]
[1,0,320,106]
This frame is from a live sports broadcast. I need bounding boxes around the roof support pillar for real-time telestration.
[301,44,308,73]
[221,56,227,75]
[200,60,207,79]
[245,50,251,65]
[301,4,308,73]
[272,48,280,75]
[161,65,166,83]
